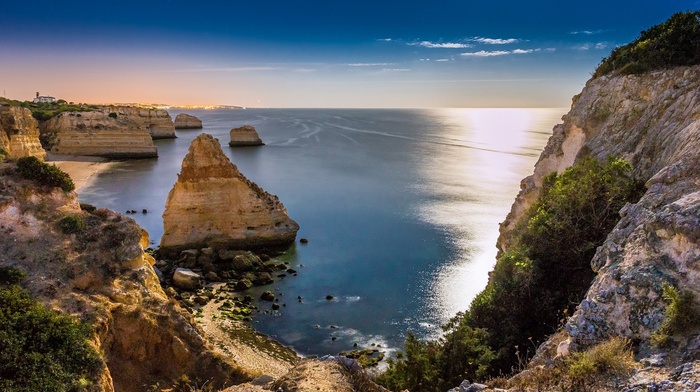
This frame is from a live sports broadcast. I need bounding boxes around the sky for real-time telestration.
[1,1,698,108]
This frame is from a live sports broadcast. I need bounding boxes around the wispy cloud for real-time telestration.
[173,66,280,72]
[412,41,473,49]
[570,29,605,35]
[461,50,510,57]
[574,42,608,51]
[348,63,391,67]
[435,58,451,62]
[461,48,538,57]
[377,38,393,42]
[471,37,519,45]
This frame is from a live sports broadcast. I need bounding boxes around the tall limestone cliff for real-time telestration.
[0,163,245,391]
[160,133,299,254]
[40,109,159,158]
[499,65,700,353]
[0,104,47,160]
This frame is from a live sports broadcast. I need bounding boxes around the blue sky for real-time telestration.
[1,1,698,107]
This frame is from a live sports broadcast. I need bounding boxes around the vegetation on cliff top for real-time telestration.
[594,11,700,78]
[379,157,644,392]
[16,156,75,192]
[0,97,97,122]
[0,267,103,391]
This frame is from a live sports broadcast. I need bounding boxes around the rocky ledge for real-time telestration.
[229,125,264,146]
[160,133,298,255]
[174,113,203,129]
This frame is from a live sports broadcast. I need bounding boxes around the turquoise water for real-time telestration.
[79,108,564,356]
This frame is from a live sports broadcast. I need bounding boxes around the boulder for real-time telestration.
[174,113,203,129]
[159,133,299,254]
[229,125,264,146]
[172,268,202,291]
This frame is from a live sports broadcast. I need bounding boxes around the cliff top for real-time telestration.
[594,11,700,78]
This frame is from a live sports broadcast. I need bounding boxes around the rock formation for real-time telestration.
[113,106,176,139]
[229,125,264,146]
[40,110,158,158]
[0,104,47,160]
[498,65,700,354]
[160,133,298,254]
[174,113,203,129]
[0,163,244,391]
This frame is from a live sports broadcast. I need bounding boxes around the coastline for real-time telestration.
[47,153,117,192]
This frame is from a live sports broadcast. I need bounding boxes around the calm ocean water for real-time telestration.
[79,108,564,357]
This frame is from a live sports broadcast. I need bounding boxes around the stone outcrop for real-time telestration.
[113,106,176,139]
[0,165,245,391]
[40,110,158,158]
[229,125,264,146]
[498,65,700,354]
[160,133,298,254]
[174,113,203,129]
[0,104,47,160]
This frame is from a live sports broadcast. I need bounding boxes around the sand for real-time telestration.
[47,153,117,192]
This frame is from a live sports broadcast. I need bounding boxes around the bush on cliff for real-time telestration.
[0,267,103,391]
[16,156,75,192]
[594,11,700,77]
[379,157,644,391]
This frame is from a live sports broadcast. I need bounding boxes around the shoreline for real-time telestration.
[47,153,117,192]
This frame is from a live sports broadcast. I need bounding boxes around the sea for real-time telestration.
[78,107,565,358]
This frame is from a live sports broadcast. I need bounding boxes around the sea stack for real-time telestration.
[160,133,298,255]
[229,125,264,146]
[0,104,47,160]
[174,113,203,129]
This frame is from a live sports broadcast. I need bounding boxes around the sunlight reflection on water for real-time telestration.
[415,108,558,337]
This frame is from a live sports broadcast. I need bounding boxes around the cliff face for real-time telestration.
[0,167,242,391]
[160,133,298,254]
[115,106,176,139]
[40,110,158,158]
[499,65,700,351]
[0,105,47,160]
[174,113,203,129]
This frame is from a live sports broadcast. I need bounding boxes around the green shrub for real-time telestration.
[0,273,103,391]
[594,11,700,78]
[379,158,643,389]
[566,337,637,389]
[16,156,75,192]
[58,214,86,234]
[0,148,8,157]
[651,283,700,347]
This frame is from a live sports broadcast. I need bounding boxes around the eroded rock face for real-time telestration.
[114,106,176,139]
[229,125,264,146]
[0,166,242,391]
[0,105,47,160]
[160,133,298,254]
[174,113,203,129]
[498,65,700,351]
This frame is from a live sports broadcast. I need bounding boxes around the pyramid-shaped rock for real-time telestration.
[160,133,298,253]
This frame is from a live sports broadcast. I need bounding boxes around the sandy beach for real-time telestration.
[47,153,117,192]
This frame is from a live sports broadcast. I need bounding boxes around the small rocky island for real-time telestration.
[174,113,203,129]
[160,133,298,254]
[229,124,264,146]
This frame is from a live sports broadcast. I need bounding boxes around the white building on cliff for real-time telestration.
[33,92,56,103]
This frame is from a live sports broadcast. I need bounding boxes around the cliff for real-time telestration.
[499,65,700,358]
[0,163,246,391]
[160,133,298,254]
[114,106,176,139]
[0,104,47,160]
[174,113,203,129]
[229,125,264,146]
[40,110,158,158]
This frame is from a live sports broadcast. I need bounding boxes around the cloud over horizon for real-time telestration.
[471,37,520,45]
